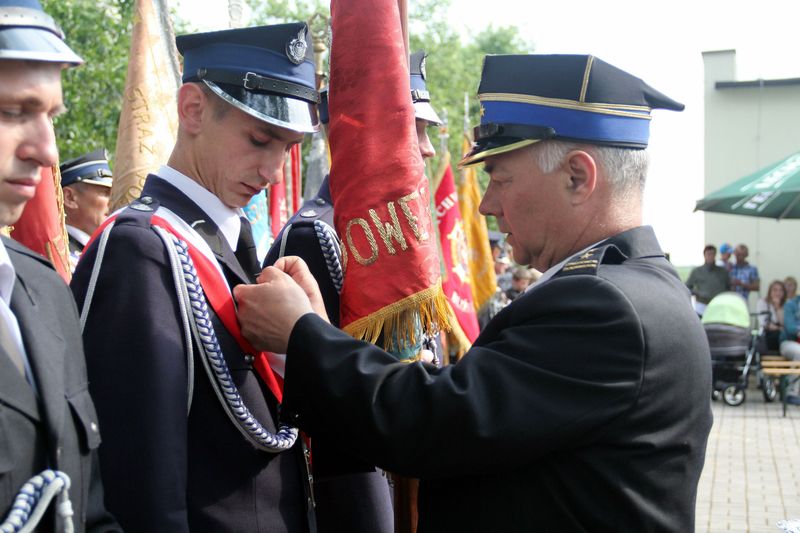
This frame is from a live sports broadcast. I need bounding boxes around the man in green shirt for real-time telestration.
[686,244,730,316]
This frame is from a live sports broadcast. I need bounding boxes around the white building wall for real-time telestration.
[702,50,800,309]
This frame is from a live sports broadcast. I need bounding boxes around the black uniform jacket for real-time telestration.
[71,175,309,533]
[280,226,713,533]
[0,237,119,532]
[265,177,394,533]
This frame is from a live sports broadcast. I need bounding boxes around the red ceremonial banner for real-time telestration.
[435,160,480,346]
[328,0,449,346]
[10,165,71,282]
[290,144,302,214]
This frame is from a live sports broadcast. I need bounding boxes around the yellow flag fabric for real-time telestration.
[110,0,180,212]
[457,134,497,311]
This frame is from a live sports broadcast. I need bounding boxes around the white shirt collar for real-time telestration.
[157,165,245,251]
[66,225,91,246]
[527,239,608,291]
[0,239,15,305]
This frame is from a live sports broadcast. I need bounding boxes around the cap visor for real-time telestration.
[80,177,113,188]
[458,139,539,168]
[205,81,319,134]
[0,27,83,65]
[413,101,442,126]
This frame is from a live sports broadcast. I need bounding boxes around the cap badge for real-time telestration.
[419,55,427,80]
[286,29,308,65]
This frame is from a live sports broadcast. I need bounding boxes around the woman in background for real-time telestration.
[757,280,786,352]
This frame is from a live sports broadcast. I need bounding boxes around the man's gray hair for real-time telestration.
[530,140,650,198]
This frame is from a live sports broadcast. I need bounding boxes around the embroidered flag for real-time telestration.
[289,144,302,214]
[458,133,497,312]
[10,165,72,282]
[110,0,180,212]
[434,152,480,347]
[328,0,449,353]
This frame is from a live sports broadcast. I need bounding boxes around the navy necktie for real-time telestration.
[236,217,260,282]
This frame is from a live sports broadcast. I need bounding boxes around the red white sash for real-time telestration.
[87,210,284,403]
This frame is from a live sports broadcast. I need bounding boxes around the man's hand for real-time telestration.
[234,267,316,353]
[266,256,328,319]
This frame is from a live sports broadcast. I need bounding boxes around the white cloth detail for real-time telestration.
[65,225,91,247]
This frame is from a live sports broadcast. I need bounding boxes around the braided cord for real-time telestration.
[157,229,297,453]
[79,221,115,333]
[153,226,195,412]
[0,470,73,533]
[313,220,343,293]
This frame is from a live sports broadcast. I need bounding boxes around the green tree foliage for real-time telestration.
[41,0,134,162]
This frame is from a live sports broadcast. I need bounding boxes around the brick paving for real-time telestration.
[696,383,800,533]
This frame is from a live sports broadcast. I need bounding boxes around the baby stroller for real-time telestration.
[702,292,778,406]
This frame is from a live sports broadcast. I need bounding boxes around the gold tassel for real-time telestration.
[343,283,452,356]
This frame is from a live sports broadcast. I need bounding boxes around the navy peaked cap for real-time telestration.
[409,50,442,125]
[177,23,319,133]
[319,50,441,126]
[0,0,82,64]
[461,54,684,167]
[60,148,112,188]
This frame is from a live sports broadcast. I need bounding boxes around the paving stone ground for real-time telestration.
[696,381,800,533]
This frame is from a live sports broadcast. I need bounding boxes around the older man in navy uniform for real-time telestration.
[59,149,112,271]
[264,50,441,533]
[0,1,119,531]
[71,25,319,532]
[235,54,713,532]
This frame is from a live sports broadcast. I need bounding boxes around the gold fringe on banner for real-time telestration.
[343,283,451,358]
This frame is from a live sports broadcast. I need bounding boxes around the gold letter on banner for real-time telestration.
[369,202,408,255]
[346,218,379,266]
[398,190,429,243]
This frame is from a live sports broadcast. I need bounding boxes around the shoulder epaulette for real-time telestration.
[556,244,627,277]
[115,195,160,226]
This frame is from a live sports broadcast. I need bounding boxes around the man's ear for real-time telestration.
[176,83,206,135]
[563,150,597,205]
[62,185,79,210]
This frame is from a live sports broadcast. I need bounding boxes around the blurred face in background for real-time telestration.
[63,182,111,235]
[734,245,748,265]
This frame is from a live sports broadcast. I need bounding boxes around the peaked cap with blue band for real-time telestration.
[177,23,319,134]
[460,54,684,167]
[0,0,82,65]
[318,50,442,126]
[60,148,112,188]
[410,50,442,126]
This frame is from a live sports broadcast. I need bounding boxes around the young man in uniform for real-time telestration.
[71,24,319,532]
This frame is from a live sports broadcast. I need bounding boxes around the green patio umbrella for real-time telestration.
[695,151,800,219]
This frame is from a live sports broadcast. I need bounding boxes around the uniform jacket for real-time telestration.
[265,177,394,533]
[71,175,309,533]
[281,226,713,532]
[0,237,119,532]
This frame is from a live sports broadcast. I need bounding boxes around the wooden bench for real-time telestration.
[760,358,800,416]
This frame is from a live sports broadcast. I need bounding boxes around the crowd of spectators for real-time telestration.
[687,242,800,361]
